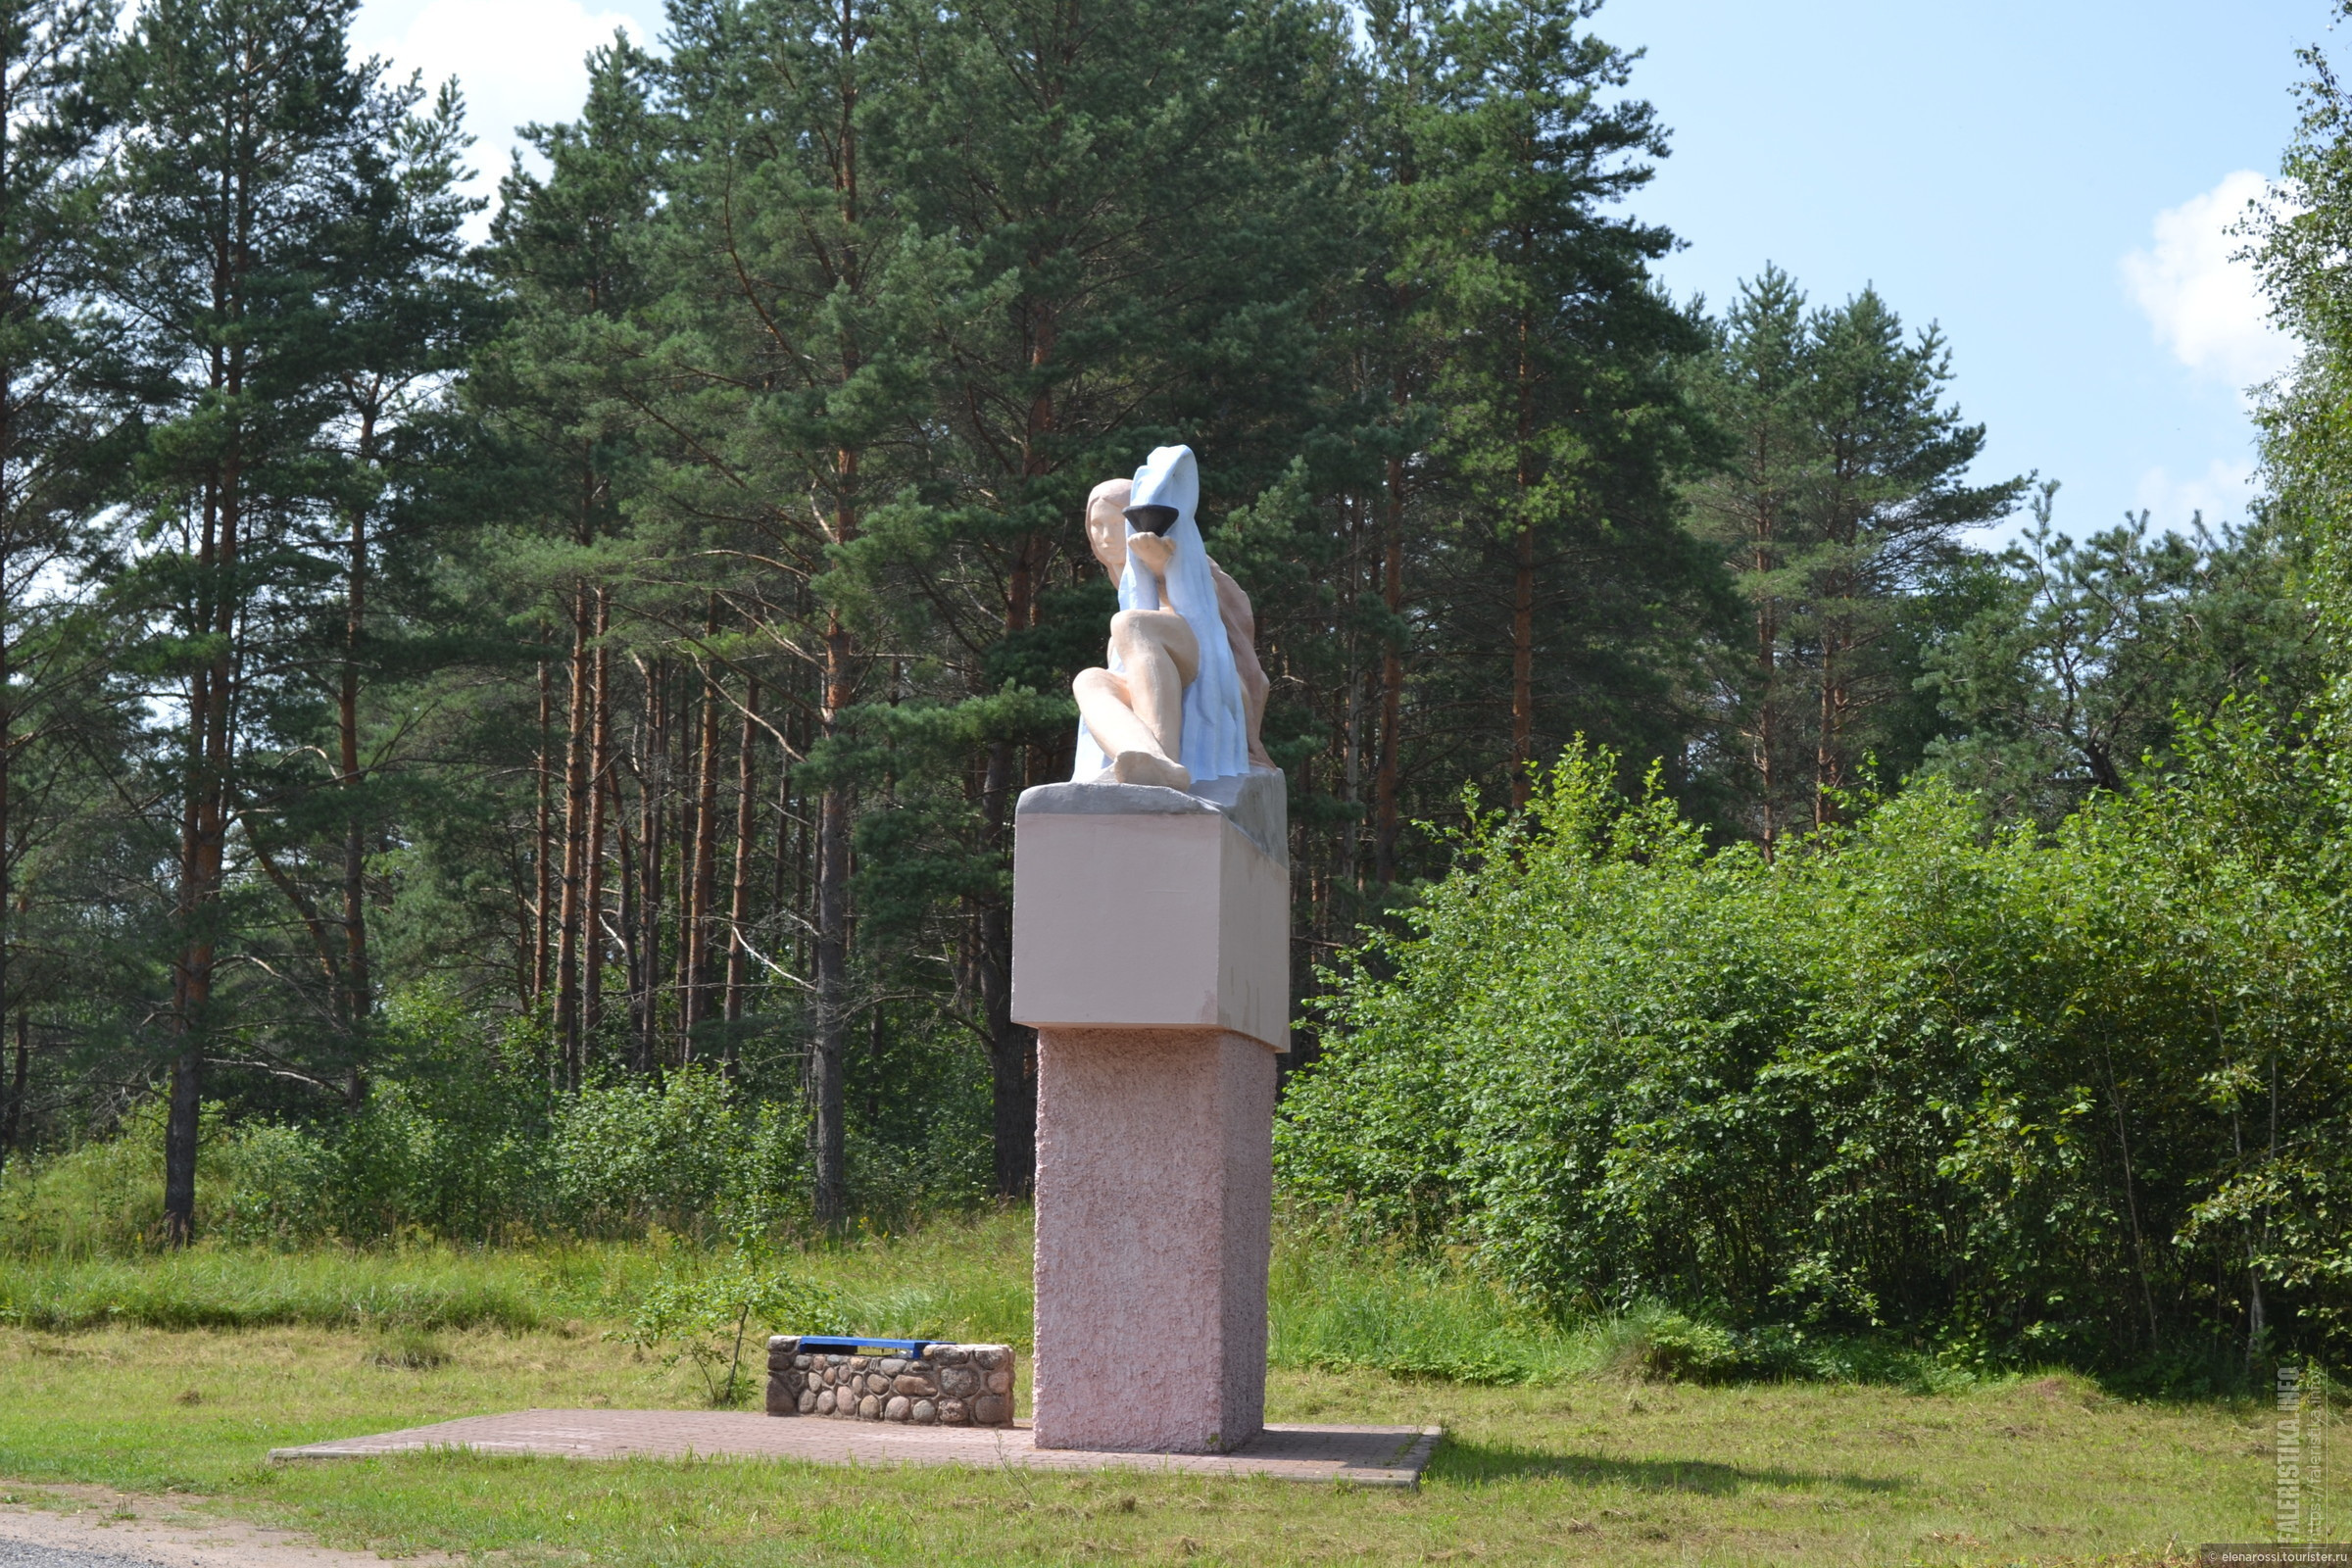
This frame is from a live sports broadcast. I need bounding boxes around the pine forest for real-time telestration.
[1,0,2348,1380]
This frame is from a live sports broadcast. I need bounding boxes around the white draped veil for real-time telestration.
[1071,445,1252,787]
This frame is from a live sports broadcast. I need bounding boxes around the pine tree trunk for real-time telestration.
[811,438,862,1226]
[533,651,551,1003]
[634,661,665,1074]
[1342,496,1364,884]
[163,1029,202,1245]
[555,580,591,1084]
[672,666,697,1061]
[723,679,760,1058]
[1509,318,1536,808]
[1815,631,1840,830]
[1374,453,1404,883]
[980,373,1050,1202]
[980,695,1032,1198]
[0,1010,24,1182]
[785,728,804,940]
[813,609,854,1228]
[584,589,611,1037]
[616,808,641,1069]
[806,4,866,1224]
[685,623,721,1052]
[338,407,374,1107]
[168,448,239,1247]
[1510,513,1536,808]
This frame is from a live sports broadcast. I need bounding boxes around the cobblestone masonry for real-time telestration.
[765,1338,1016,1428]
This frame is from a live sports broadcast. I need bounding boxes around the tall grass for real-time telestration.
[0,1104,325,1256]
[0,1203,1999,1392]
[0,1247,654,1332]
[0,1208,1594,1381]
[1268,1229,1592,1383]
[0,1213,1037,1342]
[801,1210,1036,1348]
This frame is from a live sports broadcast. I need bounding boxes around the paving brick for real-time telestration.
[268,1410,1441,1488]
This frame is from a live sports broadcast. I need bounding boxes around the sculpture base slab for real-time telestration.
[1032,1026,1276,1453]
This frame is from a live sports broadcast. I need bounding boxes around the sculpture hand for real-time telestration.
[1127,532,1175,581]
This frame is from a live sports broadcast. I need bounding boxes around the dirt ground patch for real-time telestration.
[0,1484,457,1568]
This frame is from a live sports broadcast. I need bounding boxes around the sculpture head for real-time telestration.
[1085,478,1131,581]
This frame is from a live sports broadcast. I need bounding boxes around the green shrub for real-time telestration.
[549,1066,813,1239]
[1279,728,2352,1365]
[612,1250,841,1406]
[1600,1306,1740,1383]
[554,1067,742,1234]
[0,1102,303,1255]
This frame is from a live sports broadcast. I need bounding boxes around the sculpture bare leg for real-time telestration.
[1075,670,1187,788]
[1076,609,1199,791]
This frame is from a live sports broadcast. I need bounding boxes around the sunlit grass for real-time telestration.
[0,1317,2266,1565]
[0,1211,2281,1563]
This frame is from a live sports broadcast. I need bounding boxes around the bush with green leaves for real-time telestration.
[612,1249,841,1406]
[1,1102,332,1255]
[2,1022,823,1252]
[552,1066,808,1239]
[1278,725,2352,1368]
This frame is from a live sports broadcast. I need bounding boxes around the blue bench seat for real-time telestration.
[790,1335,932,1356]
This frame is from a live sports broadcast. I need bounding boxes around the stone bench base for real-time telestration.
[764,1337,1016,1428]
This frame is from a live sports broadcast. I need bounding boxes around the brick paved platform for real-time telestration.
[269,1410,1441,1489]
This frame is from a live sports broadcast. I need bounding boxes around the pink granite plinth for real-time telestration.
[1032,1025,1277,1453]
[1011,779,1290,1456]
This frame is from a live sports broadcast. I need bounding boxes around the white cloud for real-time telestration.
[353,0,647,207]
[2132,457,2256,528]
[2121,171,2297,402]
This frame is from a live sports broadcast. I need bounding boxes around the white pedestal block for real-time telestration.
[1012,775,1289,1453]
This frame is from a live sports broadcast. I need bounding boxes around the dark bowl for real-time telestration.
[1123,504,1178,536]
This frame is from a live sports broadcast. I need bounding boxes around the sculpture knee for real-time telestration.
[1112,610,1200,683]
[1108,611,1154,655]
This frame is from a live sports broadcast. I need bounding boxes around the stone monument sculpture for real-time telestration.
[1012,443,1290,1453]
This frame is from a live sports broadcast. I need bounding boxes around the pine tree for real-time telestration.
[97,0,422,1241]
[305,77,485,1103]
[1924,486,2321,818]
[1386,0,1712,810]
[1690,271,2025,843]
[472,35,661,1085]
[1800,288,2021,824]
[0,0,118,1181]
[1685,267,1818,855]
[643,0,938,1227]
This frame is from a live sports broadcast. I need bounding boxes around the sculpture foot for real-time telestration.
[1110,751,1193,791]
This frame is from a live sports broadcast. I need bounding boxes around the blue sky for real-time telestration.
[1609,0,2318,544]
[353,0,2325,545]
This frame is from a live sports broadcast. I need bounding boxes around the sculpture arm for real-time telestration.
[1206,558,1274,772]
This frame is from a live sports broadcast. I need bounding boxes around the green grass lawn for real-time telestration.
[0,1217,2280,1565]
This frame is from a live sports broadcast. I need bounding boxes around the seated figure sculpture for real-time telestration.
[1072,445,1272,791]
